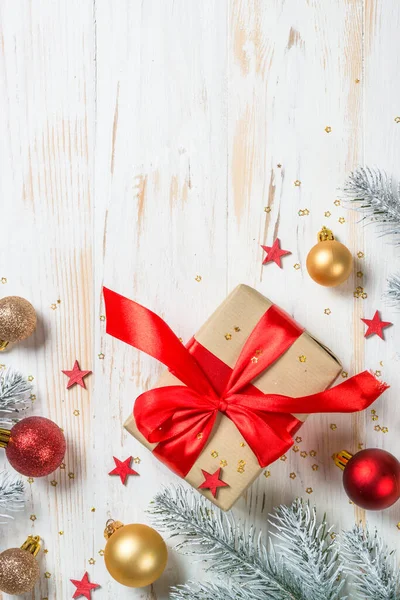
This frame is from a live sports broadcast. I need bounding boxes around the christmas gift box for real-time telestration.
[104,284,387,511]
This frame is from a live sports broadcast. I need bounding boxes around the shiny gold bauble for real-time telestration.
[306,227,353,287]
[104,521,168,588]
[0,296,37,348]
[0,547,40,595]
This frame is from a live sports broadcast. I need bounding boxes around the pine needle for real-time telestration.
[0,471,25,523]
[0,367,32,424]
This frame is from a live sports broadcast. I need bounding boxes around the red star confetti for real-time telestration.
[198,468,229,498]
[361,310,392,340]
[70,572,100,600]
[108,456,139,484]
[62,360,92,389]
[261,238,291,268]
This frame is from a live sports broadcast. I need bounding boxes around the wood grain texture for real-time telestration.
[0,1,400,598]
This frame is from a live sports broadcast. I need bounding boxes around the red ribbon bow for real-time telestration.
[104,287,388,477]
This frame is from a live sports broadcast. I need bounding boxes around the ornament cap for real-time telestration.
[318,226,335,242]
[20,535,41,557]
[104,519,124,540]
[0,427,11,449]
[0,340,9,351]
[335,449,353,470]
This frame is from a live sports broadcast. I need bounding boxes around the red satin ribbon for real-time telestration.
[104,287,388,477]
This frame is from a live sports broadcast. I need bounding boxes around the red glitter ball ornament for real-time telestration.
[5,417,66,477]
[340,448,400,510]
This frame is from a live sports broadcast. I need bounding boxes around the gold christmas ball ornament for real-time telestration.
[0,535,41,595]
[0,296,37,350]
[104,520,168,588]
[306,227,353,287]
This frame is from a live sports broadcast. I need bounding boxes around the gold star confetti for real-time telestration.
[240,442,246,447]
[237,467,245,474]
[264,206,271,213]
[312,464,319,471]
[298,209,310,216]
[178,337,183,343]
[220,459,228,467]
[1,277,7,284]
[57,299,61,304]
[196,432,203,440]
[133,456,141,464]
[293,445,299,453]
[290,472,296,479]
[324,211,331,217]
[325,126,332,133]
[238,459,246,466]
[30,394,36,401]
[382,426,389,433]
[264,470,271,478]
[88,558,95,565]
[361,292,368,299]
[293,263,301,270]
[99,549,105,556]
[28,375,34,382]
[380,361,384,366]
[371,409,376,414]
[251,356,258,364]
[27,478,34,484]
[375,370,381,377]
[372,415,379,421]
[60,463,66,469]
[330,423,337,430]
[211,450,219,458]
[338,217,346,224]
[395,116,400,123]
[330,532,336,540]
[224,333,232,341]
[300,451,308,458]
[50,304,57,310]
[357,271,363,278]
[355,78,360,83]
[44,572,51,579]
[277,163,282,168]
[100,315,106,321]
[43,549,48,554]
[324,308,331,315]
[310,450,317,457]
[357,443,364,450]
[374,425,381,432]
[299,355,306,363]
[303,208,310,215]
[334,200,341,206]
[357,251,364,258]
[73,410,80,416]
[91,507,96,512]
[195,275,202,282]
[30,515,36,521]
[294,180,301,187]
[58,531,63,535]
[234,326,241,332]
[332,453,337,461]
[341,371,348,378]
[50,480,57,487]
[295,436,302,443]
[397,523,400,530]
[306,487,313,494]
[280,455,287,462]
[98,352,105,359]
[68,472,75,479]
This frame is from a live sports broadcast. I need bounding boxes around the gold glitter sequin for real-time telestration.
[357,271,363,278]
[293,446,299,453]
[355,78,360,83]
[89,558,96,565]
[374,425,381,432]
[28,375,34,382]
[295,436,302,443]
[237,467,245,474]
[374,370,381,377]
[299,355,306,363]
[312,464,319,471]
[133,457,141,464]
[341,371,348,378]
[372,415,379,421]
[211,450,218,458]
[293,263,301,270]
[280,455,287,461]
[334,200,341,206]
[380,361,384,366]
[68,472,75,479]
[234,326,241,332]
[382,427,389,433]
[91,507,96,512]
[220,459,228,467]
[264,206,271,213]
[371,409,376,414]
[43,549,48,554]
[44,572,51,579]
[195,275,202,282]
[338,217,345,224]
[240,442,246,447]
[27,478,34,484]
[58,531,63,535]
[264,470,271,478]
[277,164,282,168]
[290,472,296,479]
[324,308,331,315]
[99,549,105,556]
[310,450,317,457]
[98,352,105,359]
[60,463,66,469]
[324,211,331,217]
[30,515,36,521]
[30,394,36,401]
[100,315,106,321]
[325,126,332,133]
[395,117,400,123]
[1,278,7,284]
[330,532,336,540]
[306,487,313,494]
[50,480,58,487]
[357,251,364,258]
[300,451,308,458]
[224,333,232,341]
[73,410,80,416]
[294,180,301,187]
[50,304,57,310]
[330,424,337,430]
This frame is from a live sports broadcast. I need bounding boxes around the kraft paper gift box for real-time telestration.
[121,284,343,511]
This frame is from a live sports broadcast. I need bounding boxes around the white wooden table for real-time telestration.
[1,1,400,598]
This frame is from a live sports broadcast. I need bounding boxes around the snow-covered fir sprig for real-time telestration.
[0,471,25,523]
[149,486,347,600]
[341,524,400,600]
[0,367,32,424]
[342,166,400,240]
[385,272,400,308]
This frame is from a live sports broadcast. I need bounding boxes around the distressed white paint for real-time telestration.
[0,1,400,598]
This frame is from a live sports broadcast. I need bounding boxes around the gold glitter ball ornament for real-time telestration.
[0,536,41,595]
[0,296,37,349]
[306,227,353,287]
[104,520,167,588]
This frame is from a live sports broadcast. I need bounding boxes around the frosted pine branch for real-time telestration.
[341,525,400,600]
[385,272,400,308]
[0,471,25,523]
[342,167,400,240]
[170,580,248,600]
[0,367,32,424]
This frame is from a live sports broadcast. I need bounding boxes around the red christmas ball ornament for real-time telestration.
[0,416,66,477]
[336,448,400,510]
